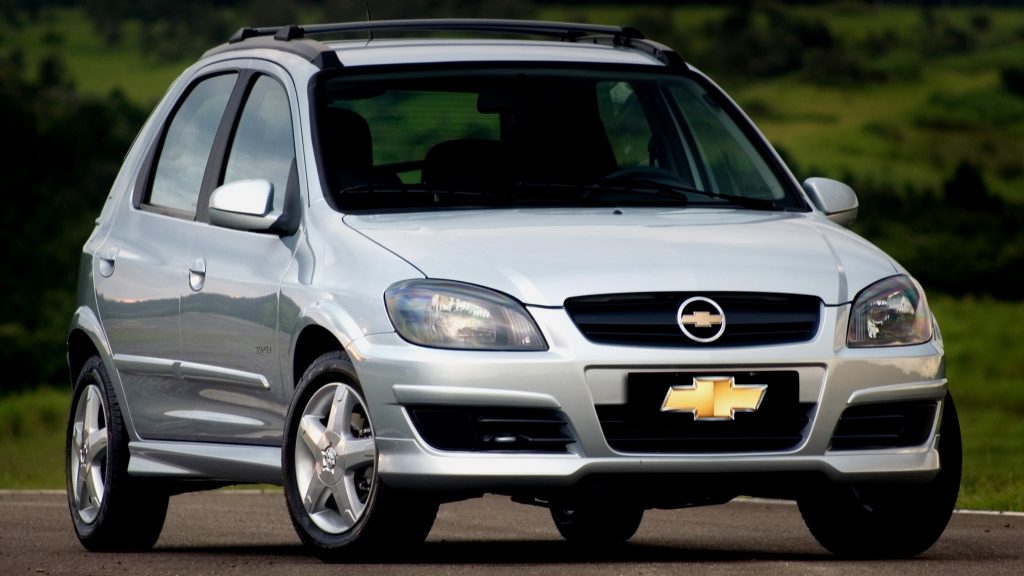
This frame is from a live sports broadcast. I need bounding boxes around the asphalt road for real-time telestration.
[1,491,1021,575]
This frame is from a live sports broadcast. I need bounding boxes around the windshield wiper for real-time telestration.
[597,176,779,211]
[515,181,688,206]
[339,184,514,198]
[339,184,525,206]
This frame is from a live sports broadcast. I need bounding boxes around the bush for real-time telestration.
[1002,66,1024,99]
[850,163,1022,300]
[918,9,977,57]
[0,50,145,391]
[701,5,836,79]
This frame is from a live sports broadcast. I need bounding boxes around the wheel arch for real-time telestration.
[66,306,140,440]
[291,324,349,391]
[67,329,100,388]
[67,307,114,387]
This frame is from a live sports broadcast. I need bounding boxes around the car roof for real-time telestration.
[202,19,686,71]
[326,38,666,68]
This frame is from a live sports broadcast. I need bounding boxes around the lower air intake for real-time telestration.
[407,406,575,453]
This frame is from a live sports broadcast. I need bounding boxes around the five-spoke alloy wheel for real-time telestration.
[294,380,378,534]
[66,356,168,551]
[69,383,108,525]
[283,351,437,560]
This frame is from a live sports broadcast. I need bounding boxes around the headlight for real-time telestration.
[847,275,933,347]
[385,280,547,351]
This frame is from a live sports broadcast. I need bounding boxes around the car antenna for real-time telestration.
[365,0,374,41]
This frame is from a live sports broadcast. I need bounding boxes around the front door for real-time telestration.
[179,71,301,444]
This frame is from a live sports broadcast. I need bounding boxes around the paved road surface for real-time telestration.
[1,491,1021,575]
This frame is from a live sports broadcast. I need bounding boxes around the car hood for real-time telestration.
[343,208,897,306]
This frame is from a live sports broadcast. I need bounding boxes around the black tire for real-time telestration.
[798,392,962,559]
[283,351,437,561]
[550,499,644,545]
[66,356,168,551]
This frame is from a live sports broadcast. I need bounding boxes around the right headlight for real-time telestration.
[385,279,547,351]
[847,275,933,347]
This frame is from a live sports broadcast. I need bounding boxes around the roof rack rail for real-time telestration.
[228,19,646,44]
[208,18,685,70]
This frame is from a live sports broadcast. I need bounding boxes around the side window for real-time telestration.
[148,74,237,215]
[223,75,295,213]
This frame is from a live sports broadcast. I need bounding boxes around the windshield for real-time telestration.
[316,66,804,212]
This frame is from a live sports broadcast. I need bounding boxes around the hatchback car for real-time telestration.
[66,19,960,560]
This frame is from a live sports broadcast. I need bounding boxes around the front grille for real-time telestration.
[830,401,938,451]
[564,292,821,347]
[407,406,574,453]
[596,371,813,453]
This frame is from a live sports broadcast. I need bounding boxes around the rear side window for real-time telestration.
[222,75,295,213]
[148,73,237,215]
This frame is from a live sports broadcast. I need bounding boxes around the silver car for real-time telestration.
[65,19,960,560]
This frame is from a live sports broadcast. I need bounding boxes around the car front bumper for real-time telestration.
[348,305,947,492]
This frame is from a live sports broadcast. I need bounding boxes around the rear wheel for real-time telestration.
[798,392,962,558]
[550,499,644,545]
[66,356,168,551]
[283,351,437,561]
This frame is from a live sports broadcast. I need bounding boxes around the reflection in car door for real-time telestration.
[94,72,239,441]
[179,71,301,445]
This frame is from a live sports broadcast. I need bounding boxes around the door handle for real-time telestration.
[188,257,207,292]
[98,247,118,278]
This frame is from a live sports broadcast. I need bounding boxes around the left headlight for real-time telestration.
[385,280,547,351]
[847,275,933,347]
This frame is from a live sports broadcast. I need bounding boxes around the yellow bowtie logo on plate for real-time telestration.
[660,376,767,421]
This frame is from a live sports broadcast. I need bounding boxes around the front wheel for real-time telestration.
[798,392,962,558]
[283,351,437,561]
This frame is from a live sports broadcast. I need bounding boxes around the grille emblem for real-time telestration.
[677,297,726,342]
[661,376,767,420]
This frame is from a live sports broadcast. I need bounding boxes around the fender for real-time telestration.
[67,306,144,441]
[285,298,397,391]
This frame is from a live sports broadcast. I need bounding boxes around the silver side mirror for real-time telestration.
[208,179,281,232]
[802,177,859,227]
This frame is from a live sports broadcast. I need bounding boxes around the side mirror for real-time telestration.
[208,179,282,233]
[802,177,859,227]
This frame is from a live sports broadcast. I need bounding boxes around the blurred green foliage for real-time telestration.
[0,48,145,392]
[0,0,1022,510]
[0,2,1020,384]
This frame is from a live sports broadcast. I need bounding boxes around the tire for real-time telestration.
[798,392,962,559]
[283,351,438,561]
[550,499,644,545]
[66,356,168,551]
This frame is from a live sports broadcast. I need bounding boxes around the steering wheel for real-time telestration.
[600,166,691,187]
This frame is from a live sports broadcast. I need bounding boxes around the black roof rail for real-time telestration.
[580,35,686,68]
[210,18,684,70]
[230,19,646,43]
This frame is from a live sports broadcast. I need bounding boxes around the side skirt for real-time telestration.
[129,440,282,485]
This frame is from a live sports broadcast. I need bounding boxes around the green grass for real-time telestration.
[0,8,192,106]
[931,295,1024,511]
[2,296,1022,510]
[0,387,68,489]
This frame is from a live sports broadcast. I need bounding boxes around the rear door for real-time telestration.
[95,70,241,440]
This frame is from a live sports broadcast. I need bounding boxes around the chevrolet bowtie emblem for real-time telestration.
[660,376,767,420]
[677,296,727,343]
[681,310,723,328]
